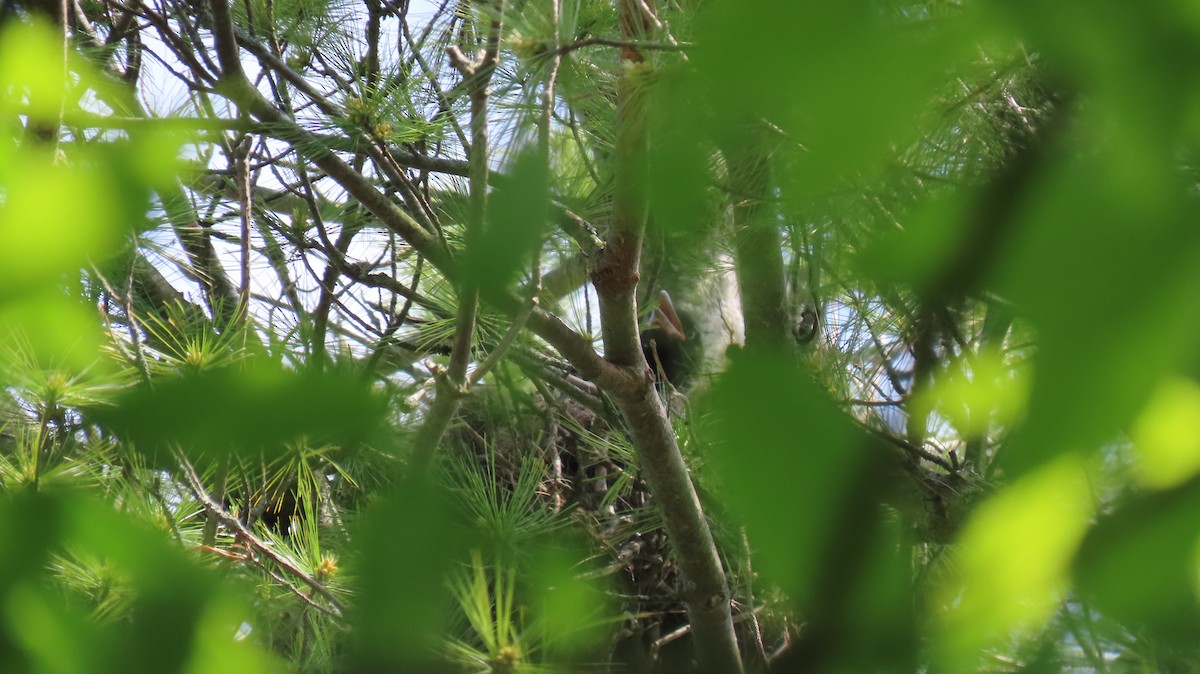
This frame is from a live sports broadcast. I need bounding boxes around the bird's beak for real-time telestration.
[652,290,686,341]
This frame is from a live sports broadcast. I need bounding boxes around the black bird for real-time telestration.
[640,290,696,388]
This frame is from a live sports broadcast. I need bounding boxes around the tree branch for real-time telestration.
[592,2,744,670]
[208,0,245,81]
[408,0,506,476]
[177,453,346,617]
[726,134,791,352]
[554,37,691,56]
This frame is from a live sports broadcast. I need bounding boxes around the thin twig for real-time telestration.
[407,0,507,477]
[262,565,344,619]
[467,298,537,387]
[176,452,346,617]
[235,133,253,318]
[554,37,690,55]
[865,426,957,473]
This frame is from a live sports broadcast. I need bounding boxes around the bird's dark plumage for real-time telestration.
[641,290,697,388]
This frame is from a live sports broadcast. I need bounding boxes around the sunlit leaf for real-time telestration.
[0,20,70,124]
[0,150,125,300]
[935,453,1093,669]
[1131,377,1200,490]
[0,290,108,375]
[914,348,1030,438]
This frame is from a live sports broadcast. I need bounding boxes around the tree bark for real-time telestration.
[588,2,744,670]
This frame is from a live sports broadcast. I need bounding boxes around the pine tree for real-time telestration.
[2,1,1200,672]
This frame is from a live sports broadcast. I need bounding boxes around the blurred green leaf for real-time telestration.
[780,517,919,674]
[695,0,977,196]
[1074,477,1200,632]
[991,145,1200,475]
[0,149,125,301]
[181,596,285,674]
[0,20,71,124]
[1131,377,1200,490]
[0,494,62,674]
[0,492,282,674]
[704,350,870,603]
[935,453,1093,669]
[466,149,550,290]
[350,479,467,671]
[4,581,104,674]
[0,290,108,375]
[523,538,614,661]
[0,490,62,592]
[90,362,387,458]
[913,348,1030,438]
[646,65,711,237]
[63,495,216,674]
[857,187,976,291]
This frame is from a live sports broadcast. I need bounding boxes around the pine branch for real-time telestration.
[177,452,346,618]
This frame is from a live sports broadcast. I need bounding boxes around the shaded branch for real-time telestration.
[554,37,691,55]
[177,453,346,617]
[408,0,506,476]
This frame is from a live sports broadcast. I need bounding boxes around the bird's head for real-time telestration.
[644,289,686,341]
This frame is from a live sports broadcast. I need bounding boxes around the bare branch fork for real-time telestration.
[203,0,617,390]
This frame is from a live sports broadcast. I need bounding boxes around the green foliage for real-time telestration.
[447,446,566,558]
[91,362,386,457]
[351,480,465,671]
[466,149,552,291]
[9,0,1200,672]
[704,350,870,604]
[446,550,526,673]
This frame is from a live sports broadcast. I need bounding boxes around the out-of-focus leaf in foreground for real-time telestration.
[934,454,1093,670]
[990,149,1200,476]
[90,362,387,458]
[694,0,975,196]
[705,350,915,671]
[0,148,124,299]
[0,290,109,374]
[705,350,864,600]
[350,479,465,672]
[0,492,282,674]
[465,149,550,290]
[912,348,1031,440]
[0,20,182,373]
[1130,377,1200,490]
[0,20,72,124]
[523,537,615,663]
[1073,476,1200,649]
